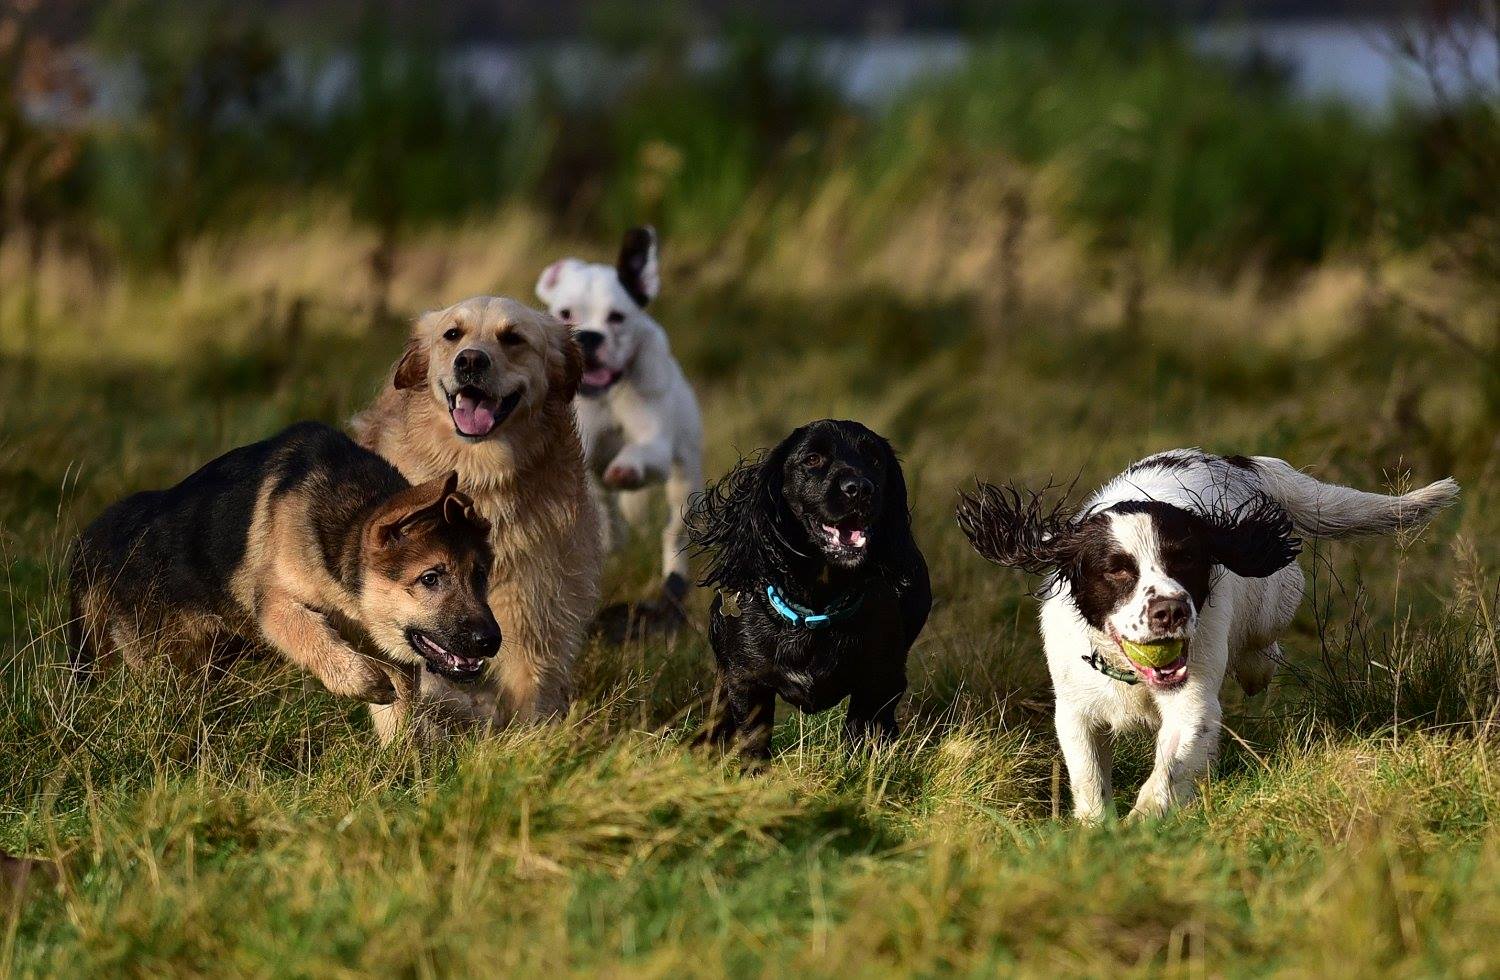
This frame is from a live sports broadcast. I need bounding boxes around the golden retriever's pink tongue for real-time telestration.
[582,367,613,387]
[451,392,496,436]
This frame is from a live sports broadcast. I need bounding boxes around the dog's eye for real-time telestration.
[443,327,462,342]
[606,310,625,324]
[557,308,572,321]
[802,453,824,469]
[418,569,444,589]
[499,332,526,348]
[1105,563,1134,581]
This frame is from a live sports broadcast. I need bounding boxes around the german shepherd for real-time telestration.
[68,421,500,740]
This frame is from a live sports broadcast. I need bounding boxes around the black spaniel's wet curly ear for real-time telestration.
[872,435,912,533]
[1199,492,1301,578]
[686,440,797,591]
[956,481,1079,575]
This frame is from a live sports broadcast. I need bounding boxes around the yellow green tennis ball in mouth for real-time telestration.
[1120,638,1186,668]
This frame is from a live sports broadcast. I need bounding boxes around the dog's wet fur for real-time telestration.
[68,422,500,728]
[687,419,931,758]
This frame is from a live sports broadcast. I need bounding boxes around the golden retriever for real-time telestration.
[352,296,601,739]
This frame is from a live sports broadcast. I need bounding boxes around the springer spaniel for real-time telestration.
[959,449,1459,821]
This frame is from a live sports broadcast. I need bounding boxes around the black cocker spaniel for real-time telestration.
[687,419,931,757]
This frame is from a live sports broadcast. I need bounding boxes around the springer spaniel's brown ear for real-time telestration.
[957,481,1080,575]
[393,335,429,390]
[1201,493,1301,579]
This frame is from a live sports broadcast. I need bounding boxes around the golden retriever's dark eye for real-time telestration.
[499,332,526,348]
[606,310,626,324]
[443,327,462,342]
[557,308,572,321]
[418,568,444,589]
[802,453,824,469]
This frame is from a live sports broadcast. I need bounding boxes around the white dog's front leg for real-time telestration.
[603,438,672,491]
[1129,689,1222,819]
[1056,706,1114,823]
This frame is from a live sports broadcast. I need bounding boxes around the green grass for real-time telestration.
[0,182,1496,974]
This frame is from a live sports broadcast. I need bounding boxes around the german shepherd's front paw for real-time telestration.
[319,659,399,705]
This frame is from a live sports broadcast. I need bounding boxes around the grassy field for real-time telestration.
[0,179,1496,975]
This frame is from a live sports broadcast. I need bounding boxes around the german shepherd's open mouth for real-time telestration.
[447,386,523,439]
[406,628,487,682]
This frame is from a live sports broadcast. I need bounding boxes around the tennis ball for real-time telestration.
[1120,639,1185,668]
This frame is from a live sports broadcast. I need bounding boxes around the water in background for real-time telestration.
[40,19,1500,123]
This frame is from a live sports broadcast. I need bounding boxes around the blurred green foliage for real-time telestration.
[12,0,1495,279]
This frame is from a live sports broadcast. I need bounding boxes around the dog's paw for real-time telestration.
[321,661,399,705]
[603,462,646,490]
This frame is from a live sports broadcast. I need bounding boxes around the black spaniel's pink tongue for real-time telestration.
[821,523,868,548]
[451,391,497,437]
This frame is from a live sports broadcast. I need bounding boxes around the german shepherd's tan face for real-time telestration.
[393,296,582,441]
[358,472,500,683]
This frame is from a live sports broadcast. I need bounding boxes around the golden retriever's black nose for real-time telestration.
[1148,596,1190,632]
[455,348,490,378]
[839,474,874,502]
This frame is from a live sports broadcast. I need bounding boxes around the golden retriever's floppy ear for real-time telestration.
[547,325,584,403]
[393,332,430,390]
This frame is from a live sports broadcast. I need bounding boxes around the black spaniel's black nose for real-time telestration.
[839,474,874,502]
[1147,596,1190,633]
[454,348,490,379]
[575,330,605,358]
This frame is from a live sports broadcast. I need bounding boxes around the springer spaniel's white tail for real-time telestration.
[1249,456,1460,539]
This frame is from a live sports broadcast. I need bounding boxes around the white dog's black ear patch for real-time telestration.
[617,226,659,308]
[1201,493,1302,579]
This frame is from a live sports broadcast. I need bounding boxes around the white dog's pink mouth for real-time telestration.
[1109,625,1190,689]
[579,367,621,396]
[449,387,522,439]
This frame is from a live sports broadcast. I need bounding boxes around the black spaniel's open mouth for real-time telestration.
[406,628,486,682]
[579,366,622,398]
[811,516,870,563]
[448,387,523,439]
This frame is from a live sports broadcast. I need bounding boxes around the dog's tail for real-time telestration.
[1247,456,1460,540]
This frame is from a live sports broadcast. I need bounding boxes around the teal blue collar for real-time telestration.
[764,583,864,630]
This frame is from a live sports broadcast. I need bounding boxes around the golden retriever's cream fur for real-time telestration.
[352,296,601,737]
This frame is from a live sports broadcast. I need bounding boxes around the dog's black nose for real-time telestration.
[464,618,501,659]
[575,330,605,358]
[454,348,490,378]
[1148,596,1190,633]
[839,474,874,502]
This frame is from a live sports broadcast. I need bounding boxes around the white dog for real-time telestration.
[959,450,1459,822]
[536,227,703,604]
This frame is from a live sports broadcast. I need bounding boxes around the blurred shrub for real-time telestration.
[24,0,1500,282]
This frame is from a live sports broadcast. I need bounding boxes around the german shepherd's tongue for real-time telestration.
[451,390,497,437]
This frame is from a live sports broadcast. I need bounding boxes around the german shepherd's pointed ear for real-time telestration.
[393,333,430,391]
[373,472,460,547]
[441,487,491,537]
[956,480,1080,575]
